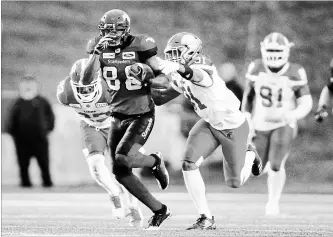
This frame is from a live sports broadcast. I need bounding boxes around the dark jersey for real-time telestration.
[86,34,157,115]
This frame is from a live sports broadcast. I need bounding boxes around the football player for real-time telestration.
[57,58,144,227]
[80,9,171,230]
[242,32,313,216]
[151,32,263,230]
[315,58,333,122]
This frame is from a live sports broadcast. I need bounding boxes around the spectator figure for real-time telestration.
[7,75,55,188]
[218,63,244,104]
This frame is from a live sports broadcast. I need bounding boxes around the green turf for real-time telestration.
[2,192,333,237]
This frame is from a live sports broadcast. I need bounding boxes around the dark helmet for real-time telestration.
[98,9,131,46]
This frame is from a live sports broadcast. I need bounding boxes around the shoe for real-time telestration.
[110,195,125,219]
[247,143,263,176]
[186,214,216,230]
[126,206,144,228]
[265,201,280,216]
[145,205,172,230]
[150,152,169,190]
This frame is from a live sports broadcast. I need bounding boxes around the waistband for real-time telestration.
[110,110,154,120]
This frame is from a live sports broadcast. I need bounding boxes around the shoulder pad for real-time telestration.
[135,34,157,52]
[86,36,101,54]
[57,76,71,105]
[288,63,307,82]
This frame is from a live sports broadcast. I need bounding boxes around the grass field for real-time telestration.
[2,190,333,237]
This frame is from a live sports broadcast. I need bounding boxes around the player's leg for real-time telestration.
[109,112,170,229]
[34,139,53,187]
[265,125,294,216]
[80,121,124,218]
[182,119,219,230]
[252,129,272,173]
[210,119,259,188]
[15,142,32,187]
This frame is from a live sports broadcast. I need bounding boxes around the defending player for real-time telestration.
[57,58,144,227]
[81,9,171,230]
[315,58,333,122]
[151,32,263,230]
[242,32,313,216]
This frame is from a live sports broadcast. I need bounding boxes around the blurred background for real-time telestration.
[1,1,332,193]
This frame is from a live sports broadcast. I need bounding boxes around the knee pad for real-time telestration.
[226,179,241,188]
[182,160,198,171]
[87,153,105,167]
[115,154,133,168]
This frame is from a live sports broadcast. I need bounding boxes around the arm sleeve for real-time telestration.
[293,67,311,98]
[42,97,55,132]
[6,99,19,135]
[138,36,158,62]
[86,36,100,54]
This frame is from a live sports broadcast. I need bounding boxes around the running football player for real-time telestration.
[151,32,263,230]
[315,58,333,122]
[57,58,144,227]
[81,9,171,230]
[242,32,313,216]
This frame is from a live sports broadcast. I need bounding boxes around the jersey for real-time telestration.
[86,34,157,115]
[245,59,310,131]
[171,55,245,130]
[56,76,112,129]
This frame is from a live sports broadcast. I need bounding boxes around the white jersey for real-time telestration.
[245,59,310,131]
[171,56,245,130]
[57,76,112,129]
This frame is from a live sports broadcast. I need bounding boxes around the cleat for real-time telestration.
[150,152,169,190]
[145,206,172,230]
[126,206,144,228]
[186,214,216,230]
[265,201,280,216]
[247,143,263,176]
[110,195,125,219]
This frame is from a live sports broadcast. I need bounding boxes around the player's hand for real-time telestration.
[314,106,328,123]
[128,64,149,87]
[94,36,112,54]
[159,60,180,75]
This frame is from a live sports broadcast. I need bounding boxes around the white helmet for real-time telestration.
[164,32,203,65]
[261,32,294,68]
[69,58,102,103]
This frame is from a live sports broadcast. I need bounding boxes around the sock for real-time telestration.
[240,150,256,185]
[154,204,167,214]
[87,154,120,196]
[117,173,163,212]
[267,166,286,203]
[182,169,212,219]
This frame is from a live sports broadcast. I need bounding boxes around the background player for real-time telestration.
[242,32,313,216]
[81,9,171,230]
[57,58,143,227]
[151,32,263,230]
[315,58,333,122]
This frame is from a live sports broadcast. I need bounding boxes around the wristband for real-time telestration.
[177,64,193,80]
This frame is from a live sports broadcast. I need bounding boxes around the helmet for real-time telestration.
[164,32,203,65]
[69,58,102,103]
[98,9,131,47]
[261,32,294,68]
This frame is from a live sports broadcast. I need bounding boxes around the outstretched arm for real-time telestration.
[81,54,100,85]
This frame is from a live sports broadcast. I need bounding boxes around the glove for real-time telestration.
[94,36,112,54]
[314,106,328,123]
[159,60,181,75]
[128,64,149,87]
